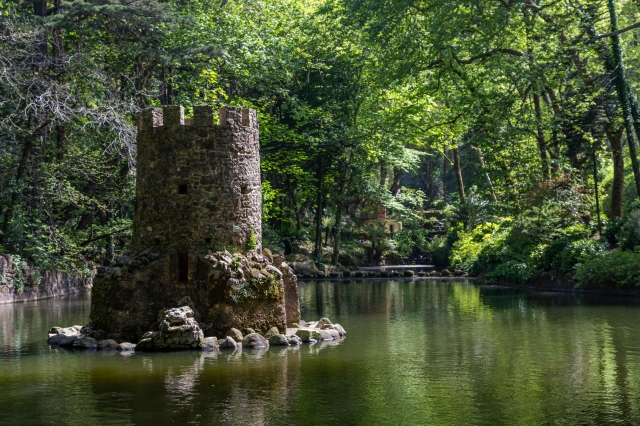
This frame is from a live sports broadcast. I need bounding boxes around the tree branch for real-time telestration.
[589,21,640,43]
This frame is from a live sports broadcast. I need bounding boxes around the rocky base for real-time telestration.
[48,309,346,354]
[89,248,300,342]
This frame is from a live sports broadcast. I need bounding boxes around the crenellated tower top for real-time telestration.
[132,105,262,258]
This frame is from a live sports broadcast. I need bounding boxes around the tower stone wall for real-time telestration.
[89,105,300,341]
[133,105,262,254]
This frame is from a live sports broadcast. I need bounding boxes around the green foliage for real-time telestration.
[537,238,608,273]
[246,228,258,251]
[393,225,430,258]
[450,222,501,272]
[486,261,533,286]
[576,251,640,288]
[427,236,450,267]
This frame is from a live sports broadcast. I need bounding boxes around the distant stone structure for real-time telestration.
[89,106,300,341]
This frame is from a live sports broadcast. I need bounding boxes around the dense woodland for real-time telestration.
[3,0,640,288]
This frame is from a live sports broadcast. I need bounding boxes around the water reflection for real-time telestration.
[1,281,640,424]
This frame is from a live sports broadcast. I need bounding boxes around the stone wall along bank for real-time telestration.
[0,254,92,304]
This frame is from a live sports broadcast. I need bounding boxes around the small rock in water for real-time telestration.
[315,317,333,329]
[264,327,280,339]
[287,335,302,345]
[295,329,321,343]
[199,337,218,352]
[225,328,243,342]
[135,338,154,352]
[97,339,119,350]
[268,334,289,346]
[242,333,269,348]
[48,333,74,346]
[218,336,237,350]
[331,324,347,336]
[152,306,204,350]
[141,331,156,339]
[317,329,335,341]
[80,326,95,335]
[72,337,98,349]
[48,326,78,339]
[116,342,136,352]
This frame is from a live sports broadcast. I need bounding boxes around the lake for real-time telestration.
[1,279,640,425]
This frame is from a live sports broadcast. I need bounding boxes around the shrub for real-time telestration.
[450,222,500,271]
[486,261,533,285]
[427,236,450,267]
[538,238,607,273]
[618,209,640,250]
[576,251,640,287]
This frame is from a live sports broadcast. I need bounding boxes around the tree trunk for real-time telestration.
[607,126,625,218]
[379,164,387,187]
[314,158,324,258]
[533,93,550,178]
[442,150,448,203]
[389,167,403,195]
[332,152,353,265]
[592,149,602,235]
[453,146,466,204]
[470,146,497,202]
[607,0,640,197]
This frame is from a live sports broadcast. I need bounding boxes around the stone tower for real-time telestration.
[89,105,300,341]
[134,105,262,256]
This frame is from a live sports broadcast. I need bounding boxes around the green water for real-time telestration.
[2,280,640,425]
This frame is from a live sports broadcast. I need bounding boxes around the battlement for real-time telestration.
[139,105,258,130]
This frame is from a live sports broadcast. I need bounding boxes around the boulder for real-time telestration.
[331,324,347,336]
[151,306,204,350]
[116,342,136,352]
[48,326,78,338]
[317,329,335,341]
[315,318,333,329]
[295,329,321,343]
[264,327,280,339]
[97,339,119,350]
[218,336,238,350]
[323,329,341,340]
[268,334,289,346]
[342,270,352,277]
[441,269,451,276]
[93,329,107,340]
[80,327,95,335]
[135,338,154,352]
[242,333,269,349]
[72,337,98,349]
[285,254,320,275]
[199,337,218,352]
[243,328,255,336]
[48,333,75,346]
[225,328,243,342]
[141,331,156,339]
[403,270,414,277]
[287,334,303,345]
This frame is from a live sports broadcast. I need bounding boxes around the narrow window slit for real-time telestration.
[178,252,188,282]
